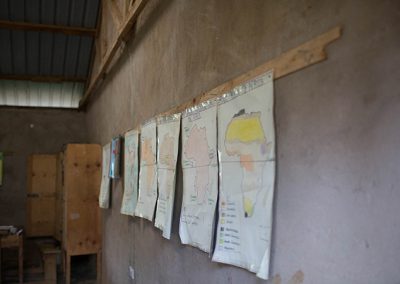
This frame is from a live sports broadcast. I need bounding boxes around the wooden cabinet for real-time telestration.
[54,153,64,242]
[59,144,102,284]
[27,145,102,283]
[26,155,57,237]
[62,144,102,255]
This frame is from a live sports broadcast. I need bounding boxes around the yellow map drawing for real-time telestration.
[225,113,266,144]
[225,110,269,218]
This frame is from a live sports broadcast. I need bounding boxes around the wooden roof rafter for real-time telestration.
[0,20,97,37]
[0,74,87,83]
[79,0,149,108]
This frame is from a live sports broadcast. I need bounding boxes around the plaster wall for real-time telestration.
[0,108,87,227]
[85,1,400,283]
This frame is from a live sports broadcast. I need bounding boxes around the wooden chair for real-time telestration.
[39,245,61,284]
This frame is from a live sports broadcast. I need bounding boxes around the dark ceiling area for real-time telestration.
[0,0,100,81]
[0,0,100,108]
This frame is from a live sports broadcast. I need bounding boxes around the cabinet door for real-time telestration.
[26,155,57,237]
[64,144,102,254]
[54,153,64,241]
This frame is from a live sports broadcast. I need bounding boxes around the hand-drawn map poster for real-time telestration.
[121,129,139,216]
[155,114,181,239]
[135,119,158,221]
[109,136,121,179]
[179,100,218,253]
[99,143,111,209]
[212,71,275,280]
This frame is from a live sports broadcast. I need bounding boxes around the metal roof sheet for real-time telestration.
[0,0,100,108]
[0,80,84,108]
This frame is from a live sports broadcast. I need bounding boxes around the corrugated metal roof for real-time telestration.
[0,80,84,108]
[0,0,100,108]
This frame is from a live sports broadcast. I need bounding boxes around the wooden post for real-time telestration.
[40,245,60,284]
[65,252,71,284]
[18,237,23,284]
[43,254,57,284]
[0,239,2,284]
[97,251,102,283]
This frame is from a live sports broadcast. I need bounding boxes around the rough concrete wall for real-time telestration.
[85,0,400,283]
[0,108,87,227]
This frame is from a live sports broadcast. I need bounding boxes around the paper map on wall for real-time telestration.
[99,143,111,209]
[179,100,218,253]
[121,130,139,216]
[154,114,181,239]
[135,119,158,221]
[109,137,121,179]
[212,71,275,280]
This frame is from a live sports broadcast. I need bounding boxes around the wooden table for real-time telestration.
[0,234,23,284]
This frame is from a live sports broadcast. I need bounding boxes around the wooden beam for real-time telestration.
[98,26,342,138]
[80,20,340,111]
[85,2,104,91]
[80,0,149,108]
[0,74,87,83]
[125,0,133,16]
[161,26,342,116]
[105,0,124,29]
[121,0,148,39]
[0,20,96,37]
